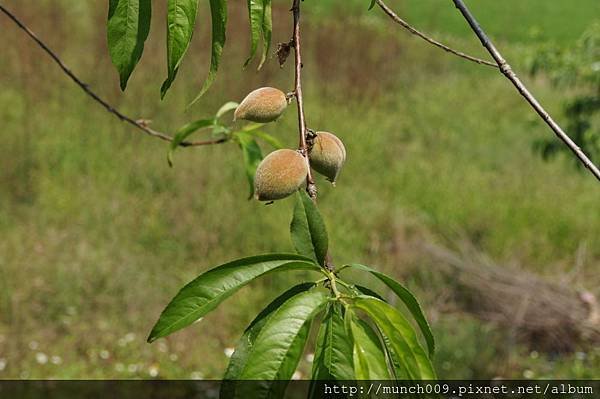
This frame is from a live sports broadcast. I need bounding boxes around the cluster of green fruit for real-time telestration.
[235,87,346,201]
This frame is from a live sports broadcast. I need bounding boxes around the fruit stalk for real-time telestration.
[291,0,317,199]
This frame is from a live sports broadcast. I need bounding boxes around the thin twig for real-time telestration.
[376,0,497,68]
[452,0,600,182]
[0,4,226,148]
[291,0,317,199]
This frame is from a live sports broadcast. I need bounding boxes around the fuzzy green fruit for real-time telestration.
[309,131,346,183]
[234,87,288,123]
[254,149,308,201]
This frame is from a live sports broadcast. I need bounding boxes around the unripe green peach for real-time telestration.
[254,149,308,201]
[309,131,346,183]
[234,87,288,123]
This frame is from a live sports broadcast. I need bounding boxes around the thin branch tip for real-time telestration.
[375,0,497,68]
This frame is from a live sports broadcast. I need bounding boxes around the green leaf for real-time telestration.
[216,101,239,120]
[345,310,390,380]
[378,327,410,380]
[240,122,265,132]
[353,285,409,378]
[189,0,227,105]
[244,0,263,67]
[290,191,329,266]
[167,118,215,167]
[161,0,199,99]
[354,285,413,379]
[237,289,329,397]
[355,285,385,301]
[353,296,436,380]
[222,282,314,398]
[368,0,377,11]
[107,0,152,90]
[258,0,272,69]
[245,130,283,149]
[311,302,355,381]
[147,253,320,342]
[348,263,435,357]
[236,132,263,199]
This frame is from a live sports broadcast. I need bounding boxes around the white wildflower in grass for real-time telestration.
[169,353,178,362]
[190,371,204,380]
[157,342,168,353]
[115,363,125,372]
[148,365,159,378]
[28,341,39,350]
[99,350,110,360]
[223,347,235,358]
[523,369,535,379]
[35,352,48,365]
[50,356,62,365]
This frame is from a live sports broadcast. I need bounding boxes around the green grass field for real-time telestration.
[1,0,599,380]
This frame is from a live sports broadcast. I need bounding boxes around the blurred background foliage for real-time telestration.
[0,0,599,380]
[529,23,600,167]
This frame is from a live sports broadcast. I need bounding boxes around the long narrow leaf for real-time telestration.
[161,0,199,99]
[237,289,329,398]
[216,101,240,120]
[236,132,263,199]
[222,282,314,398]
[378,327,409,380]
[345,310,390,380]
[245,130,283,149]
[147,254,320,342]
[107,0,152,90]
[258,0,272,69]
[167,118,215,166]
[353,296,436,380]
[290,191,329,266]
[244,0,263,67]
[353,286,410,379]
[311,302,354,380]
[348,263,435,357]
[355,285,385,301]
[189,0,227,105]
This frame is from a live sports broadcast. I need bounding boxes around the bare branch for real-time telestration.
[0,4,227,148]
[452,0,600,182]
[375,0,497,68]
[291,0,317,199]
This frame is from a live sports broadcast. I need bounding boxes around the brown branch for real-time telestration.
[375,0,497,68]
[291,0,317,199]
[452,0,600,182]
[0,4,226,148]
[291,0,337,273]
